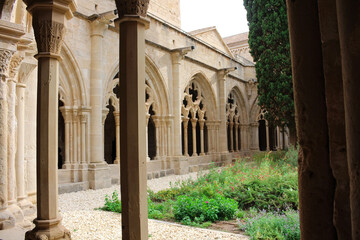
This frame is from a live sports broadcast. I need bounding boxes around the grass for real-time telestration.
[100,147,300,238]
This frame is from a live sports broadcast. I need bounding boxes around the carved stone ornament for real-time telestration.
[32,18,65,55]
[9,53,24,79]
[0,49,14,77]
[116,0,150,18]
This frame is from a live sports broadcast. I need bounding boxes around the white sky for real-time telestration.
[180,0,249,38]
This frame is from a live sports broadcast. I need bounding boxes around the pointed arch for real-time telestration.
[59,43,88,107]
[183,71,217,121]
[228,86,249,124]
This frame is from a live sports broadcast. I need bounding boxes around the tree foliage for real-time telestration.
[244,0,294,131]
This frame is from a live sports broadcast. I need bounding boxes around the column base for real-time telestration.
[88,162,111,189]
[18,198,36,216]
[114,158,120,164]
[8,203,24,223]
[25,218,71,240]
[0,209,15,230]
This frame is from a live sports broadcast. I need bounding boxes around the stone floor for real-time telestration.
[0,171,249,240]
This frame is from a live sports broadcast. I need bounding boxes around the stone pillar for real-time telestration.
[276,126,281,150]
[114,111,120,164]
[166,116,172,156]
[250,122,259,150]
[229,120,234,152]
[72,108,78,165]
[24,0,74,238]
[171,47,193,157]
[7,65,25,224]
[191,118,197,156]
[199,119,205,156]
[235,122,239,152]
[0,48,16,230]
[153,117,160,158]
[80,113,87,164]
[240,124,249,151]
[90,19,107,164]
[217,72,228,153]
[115,1,150,237]
[60,107,71,168]
[336,1,360,238]
[287,0,337,238]
[266,122,270,151]
[16,82,34,214]
[182,117,189,157]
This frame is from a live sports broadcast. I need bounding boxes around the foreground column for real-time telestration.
[336,1,360,238]
[24,0,74,239]
[287,0,336,238]
[115,1,150,238]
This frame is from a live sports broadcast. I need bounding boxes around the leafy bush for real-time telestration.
[174,194,238,223]
[100,191,122,213]
[240,210,300,240]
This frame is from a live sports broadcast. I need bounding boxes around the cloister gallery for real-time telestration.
[0,0,292,236]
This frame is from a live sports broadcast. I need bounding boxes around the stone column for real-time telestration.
[72,108,78,165]
[80,113,87,165]
[171,47,193,157]
[217,71,228,153]
[114,111,120,164]
[276,126,281,150]
[336,1,360,238]
[234,122,239,152]
[90,19,107,164]
[60,107,71,168]
[24,0,74,238]
[145,113,150,161]
[229,120,234,152]
[166,116,172,156]
[7,66,24,224]
[115,1,150,237]
[250,122,259,150]
[266,122,270,151]
[240,124,249,151]
[287,0,337,238]
[0,48,16,230]
[16,83,33,212]
[182,117,189,156]
[153,117,160,158]
[191,118,198,156]
[199,119,205,156]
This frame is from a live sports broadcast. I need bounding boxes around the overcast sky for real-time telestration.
[180,0,249,38]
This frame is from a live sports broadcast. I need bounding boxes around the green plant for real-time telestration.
[174,194,238,223]
[100,191,122,213]
[240,210,300,240]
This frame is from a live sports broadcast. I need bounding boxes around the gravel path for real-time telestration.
[59,171,249,240]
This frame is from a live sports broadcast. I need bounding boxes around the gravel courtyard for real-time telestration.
[59,172,249,240]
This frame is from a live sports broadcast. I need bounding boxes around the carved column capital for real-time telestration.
[9,52,24,80]
[0,49,15,78]
[115,0,150,18]
[32,18,65,57]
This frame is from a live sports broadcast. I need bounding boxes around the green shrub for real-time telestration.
[100,191,122,213]
[240,210,300,240]
[174,194,238,223]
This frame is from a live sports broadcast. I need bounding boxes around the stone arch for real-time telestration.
[183,71,217,121]
[145,55,170,116]
[59,43,88,107]
[181,72,217,156]
[228,86,249,124]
